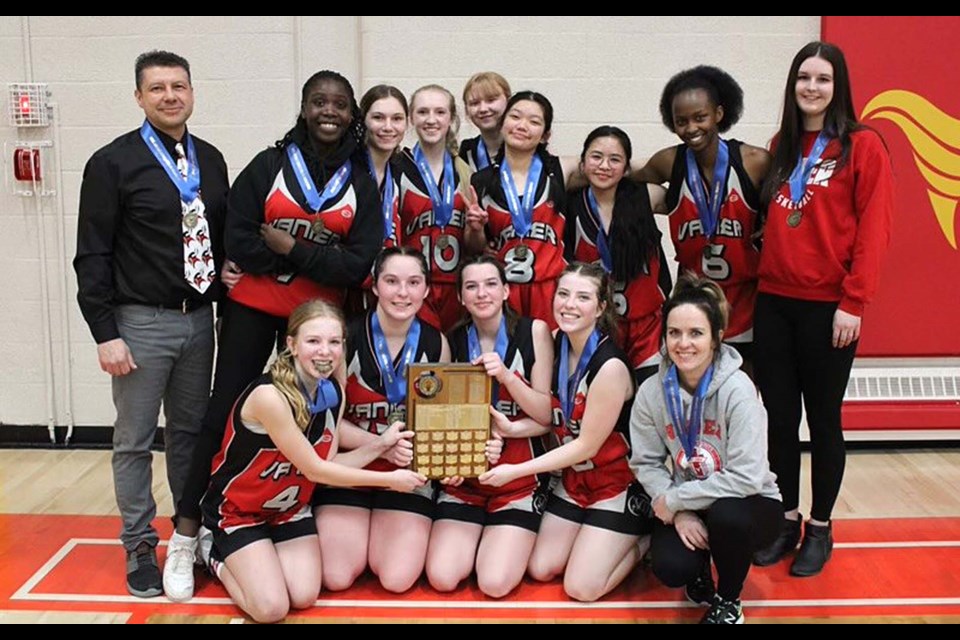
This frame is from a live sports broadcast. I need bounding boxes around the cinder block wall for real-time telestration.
[0,16,819,429]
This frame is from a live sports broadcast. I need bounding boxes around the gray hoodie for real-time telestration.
[629,344,781,514]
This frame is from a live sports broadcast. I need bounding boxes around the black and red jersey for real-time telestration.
[228,149,374,318]
[397,148,469,287]
[665,139,761,342]
[551,332,635,506]
[471,155,567,288]
[343,310,444,472]
[565,186,670,368]
[202,374,341,533]
[446,316,546,500]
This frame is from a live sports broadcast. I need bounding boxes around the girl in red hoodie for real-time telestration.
[753,41,893,577]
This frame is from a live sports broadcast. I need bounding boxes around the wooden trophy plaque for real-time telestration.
[406,363,491,479]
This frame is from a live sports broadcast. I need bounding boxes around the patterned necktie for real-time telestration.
[176,143,213,294]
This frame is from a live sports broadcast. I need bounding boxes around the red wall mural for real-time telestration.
[823,16,960,357]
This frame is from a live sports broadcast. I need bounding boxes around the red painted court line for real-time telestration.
[2,514,959,622]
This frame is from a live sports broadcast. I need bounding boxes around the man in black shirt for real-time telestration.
[74,50,231,598]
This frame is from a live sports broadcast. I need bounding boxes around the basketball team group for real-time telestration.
[73,39,893,624]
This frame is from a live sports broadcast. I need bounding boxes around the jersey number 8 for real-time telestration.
[505,245,536,284]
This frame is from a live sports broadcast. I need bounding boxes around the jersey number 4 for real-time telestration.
[262,486,301,512]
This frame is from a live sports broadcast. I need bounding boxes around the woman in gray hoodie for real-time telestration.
[630,274,782,624]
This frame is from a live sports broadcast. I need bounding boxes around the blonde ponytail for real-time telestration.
[270,350,312,432]
[272,299,347,431]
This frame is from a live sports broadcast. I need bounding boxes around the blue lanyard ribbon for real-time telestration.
[684,139,729,240]
[286,143,352,213]
[662,363,714,459]
[139,120,200,203]
[468,316,510,405]
[367,151,395,241]
[558,329,601,422]
[370,312,421,406]
[413,144,455,228]
[300,378,340,415]
[789,131,831,204]
[475,139,491,170]
[467,316,509,362]
[500,154,543,241]
[586,188,613,273]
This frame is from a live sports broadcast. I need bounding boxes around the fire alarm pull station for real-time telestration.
[14,148,41,182]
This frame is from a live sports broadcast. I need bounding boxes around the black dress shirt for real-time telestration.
[74,125,229,344]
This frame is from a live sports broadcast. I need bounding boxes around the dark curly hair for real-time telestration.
[658,65,744,134]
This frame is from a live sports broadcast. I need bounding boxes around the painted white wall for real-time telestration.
[0,15,819,429]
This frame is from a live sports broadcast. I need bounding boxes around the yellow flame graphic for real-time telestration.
[861,89,960,249]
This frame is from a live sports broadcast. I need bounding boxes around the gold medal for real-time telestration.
[183,212,199,229]
[312,218,326,236]
[515,244,529,260]
[702,244,713,261]
[387,408,406,426]
[437,234,451,250]
[787,210,803,228]
[414,372,442,399]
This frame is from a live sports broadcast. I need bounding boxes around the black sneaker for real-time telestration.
[753,516,802,566]
[684,559,715,606]
[700,595,744,624]
[126,541,162,598]
[790,521,833,577]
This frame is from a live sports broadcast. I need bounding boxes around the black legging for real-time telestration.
[753,292,857,522]
[652,496,783,600]
[177,298,287,522]
[728,341,754,380]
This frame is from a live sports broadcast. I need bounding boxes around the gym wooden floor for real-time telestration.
[1,447,959,623]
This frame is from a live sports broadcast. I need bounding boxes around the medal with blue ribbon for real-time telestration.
[140,120,200,203]
[367,151,395,241]
[662,363,714,463]
[468,316,509,404]
[300,378,340,415]
[500,155,543,253]
[413,144,455,229]
[685,139,729,255]
[786,131,831,228]
[286,143,351,235]
[467,316,509,362]
[475,139,491,170]
[371,311,421,410]
[586,188,613,273]
[558,329,601,423]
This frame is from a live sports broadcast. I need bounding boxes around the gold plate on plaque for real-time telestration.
[407,363,492,480]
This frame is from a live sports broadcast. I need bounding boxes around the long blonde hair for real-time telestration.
[269,299,346,431]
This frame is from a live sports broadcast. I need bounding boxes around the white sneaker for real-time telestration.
[163,532,198,602]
